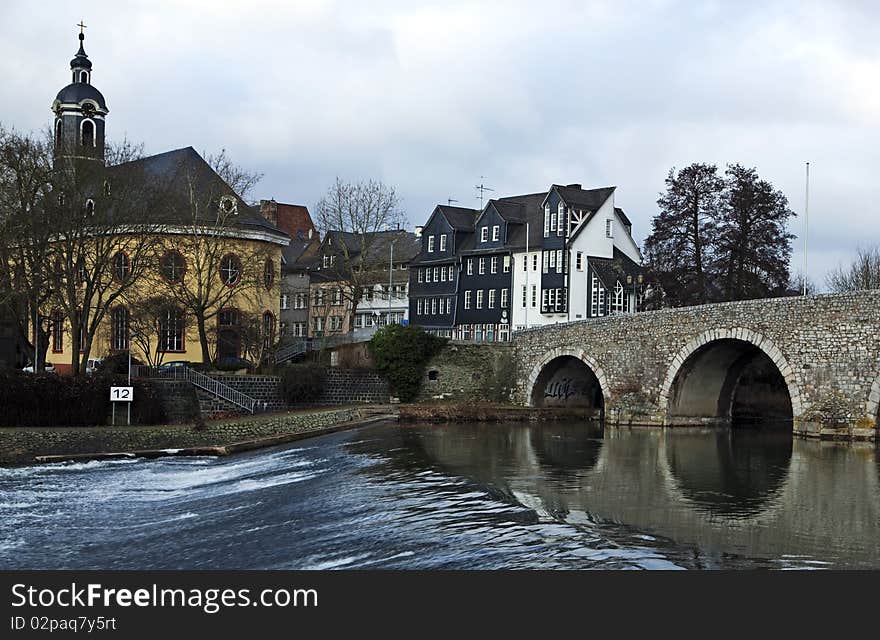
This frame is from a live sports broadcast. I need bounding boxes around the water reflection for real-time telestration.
[663,429,792,517]
[352,421,880,568]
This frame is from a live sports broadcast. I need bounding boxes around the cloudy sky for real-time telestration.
[1,0,878,289]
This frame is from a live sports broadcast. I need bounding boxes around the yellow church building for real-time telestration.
[44,30,288,374]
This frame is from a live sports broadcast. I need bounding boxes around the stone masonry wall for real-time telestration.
[416,343,517,404]
[0,407,365,464]
[208,368,390,412]
[512,291,880,437]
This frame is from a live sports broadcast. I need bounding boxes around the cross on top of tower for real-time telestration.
[77,21,87,35]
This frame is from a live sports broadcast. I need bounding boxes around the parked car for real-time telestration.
[22,362,55,373]
[85,357,104,375]
[157,360,191,371]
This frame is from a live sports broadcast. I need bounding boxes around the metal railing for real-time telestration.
[134,364,259,413]
[274,340,312,364]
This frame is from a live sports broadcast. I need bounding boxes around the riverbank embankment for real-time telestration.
[399,404,600,422]
[0,406,395,465]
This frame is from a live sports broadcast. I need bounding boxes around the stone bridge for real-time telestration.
[513,291,880,440]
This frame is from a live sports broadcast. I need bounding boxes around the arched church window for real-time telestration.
[113,252,131,282]
[85,199,95,216]
[81,119,95,147]
[263,258,275,290]
[219,254,242,286]
[80,71,88,83]
[160,250,186,283]
[55,119,63,146]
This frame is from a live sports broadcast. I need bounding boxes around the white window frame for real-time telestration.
[503,255,510,273]
[557,202,565,236]
[481,227,488,242]
[428,235,435,252]
[476,290,484,309]
[488,289,496,309]
[491,256,498,274]
[439,234,447,251]
[501,288,508,309]
[544,205,550,237]
[479,258,485,275]
[467,259,473,275]
[492,225,499,241]
[464,290,472,309]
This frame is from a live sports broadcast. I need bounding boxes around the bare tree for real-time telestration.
[0,127,57,370]
[313,178,406,326]
[826,246,880,293]
[152,151,273,364]
[47,140,171,374]
[127,295,173,367]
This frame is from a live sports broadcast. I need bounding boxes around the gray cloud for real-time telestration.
[1,0,878,289]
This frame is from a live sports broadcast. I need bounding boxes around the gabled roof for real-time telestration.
[615,207,632,228]
[589,247,645,289]
[436,205,480,230]
[488,199,526,223]
[551,184,616,211]
[110,146,288,242]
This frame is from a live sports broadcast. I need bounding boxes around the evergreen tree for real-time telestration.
[643,163,723,307]
[715,164,795,301]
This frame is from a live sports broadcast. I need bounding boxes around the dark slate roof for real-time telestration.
[437,205,480,230]
[553,184,615,210]
[70,37,92,70]
[281,237,318,272]
[615,207,632,227]
[55,82,107,110]
[489,199,526,222]
[110,147,288,242]
[589,247,645,288]
[498,191,548,250]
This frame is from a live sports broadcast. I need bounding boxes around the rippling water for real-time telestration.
[1,421,878,569]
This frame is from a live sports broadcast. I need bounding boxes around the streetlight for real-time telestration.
[626,274,644,313]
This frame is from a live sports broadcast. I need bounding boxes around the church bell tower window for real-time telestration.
[81,119,95,147]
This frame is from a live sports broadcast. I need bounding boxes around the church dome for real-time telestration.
[55,82,107,111]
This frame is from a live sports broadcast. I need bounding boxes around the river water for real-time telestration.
[1,420,878,569]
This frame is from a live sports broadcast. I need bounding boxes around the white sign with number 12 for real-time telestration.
[110,386,134,402]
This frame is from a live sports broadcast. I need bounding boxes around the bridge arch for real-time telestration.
[867,375,880,427]
[659,328,804,425]
[526,348,610,411]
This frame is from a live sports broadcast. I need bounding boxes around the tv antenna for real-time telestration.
[447,198,459,206]
[474,176,494,209]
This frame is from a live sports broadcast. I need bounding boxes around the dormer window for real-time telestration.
[492,225,499,241]
[439,234,447,252]
[543,204,550,237]
[219,195,238,216]
[481,227,488,242]
[557,202,564,236]
[427,235,435,252]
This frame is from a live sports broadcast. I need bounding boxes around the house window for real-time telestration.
[428,235,435,252]
[281,294,290,310]
[52,310,64,353]
[332,288,343,305]
[161,251,186,282]
[532,254,538,271]
[159,307,184,352]
[612,281,625,313]
[503,255,510,273]
[313,317,324,334]
[556,249,563,274]
[464,290,472,309]
[111,307,130,351]
[424,268,430,283]
[448,265,454,281]
[478,258,485,274]
[113,252,130,282]
[418,268,423,283]
[544,204,550,237]
[606,219,613,238]
[431,298,437,315]
[440,267,446,282]
[498,325,510,342]
[293,322,306,337]
[542,252,549,273]
[492,225,499,241]
[433,267,439,282]
[501,288,508,309]
[542,288,549,311]
[522,255,527,272]
[439,234,447,251]
[476,290,484,309]
[263,258,275,290]
[417,299,423,315]
[557,203,565,236]
[220,254,242,286]
[591,275,606,317]
[490,256,498,274]
[467,259,473,275]
[488,289,496,309]
[522,285,527,308]
[481,227,488,242]
[549,251,556,270]
[550,209,556,232]
[531,285,537,308]
[76,258,86,285]
[576,252,583,271]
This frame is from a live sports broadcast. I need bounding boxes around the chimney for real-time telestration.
[415,226,424,238]
[259,199,278,225]
[566,183,582,190]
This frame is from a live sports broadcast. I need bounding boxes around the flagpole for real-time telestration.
[803,162,810,296]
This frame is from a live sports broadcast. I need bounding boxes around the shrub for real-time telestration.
[96,353,144,376]
[280,364,326,404]
[368,325,447,402]
[0,369,165,427]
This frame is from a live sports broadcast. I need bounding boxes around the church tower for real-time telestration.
[51,25,108,164]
